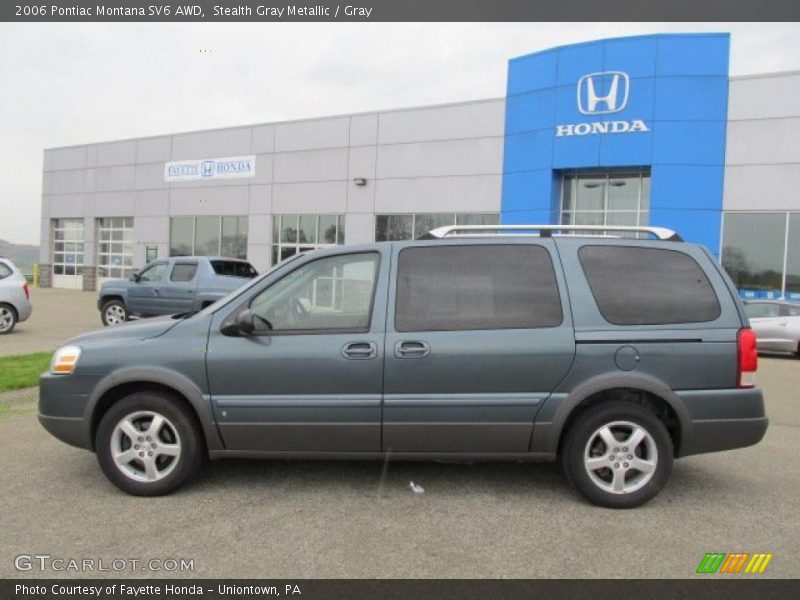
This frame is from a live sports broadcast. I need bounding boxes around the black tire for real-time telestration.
[0,303,17,334]
[561,401,673,509]
[95,391,205,496]
[101,299,128,326]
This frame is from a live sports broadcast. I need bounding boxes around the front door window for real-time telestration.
[250,252,379,332]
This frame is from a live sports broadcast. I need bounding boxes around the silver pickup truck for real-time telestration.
[97,256,258,326]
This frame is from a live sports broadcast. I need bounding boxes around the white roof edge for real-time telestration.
[44,95,506,152]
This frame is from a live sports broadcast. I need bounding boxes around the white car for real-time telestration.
[744,300,800,357]
[0,257,32,334]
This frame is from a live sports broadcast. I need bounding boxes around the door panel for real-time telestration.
[206,249,389,452]
[382,241,575,453]
[127,261,168,315]
[207,333,384,451]
[160,262,199,314]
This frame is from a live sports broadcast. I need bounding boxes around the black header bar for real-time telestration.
[3,0,800,22]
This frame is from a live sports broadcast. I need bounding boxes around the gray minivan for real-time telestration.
[38,225,767,508]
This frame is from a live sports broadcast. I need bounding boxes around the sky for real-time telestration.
[1,22,799,245]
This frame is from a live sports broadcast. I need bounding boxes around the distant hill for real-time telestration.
[0,239,39,273]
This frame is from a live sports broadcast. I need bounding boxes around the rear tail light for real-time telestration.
[737,328,758,388]
[23,282,29,300]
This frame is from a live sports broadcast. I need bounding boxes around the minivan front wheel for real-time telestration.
[562,402,673,509]
[95,392,204,496]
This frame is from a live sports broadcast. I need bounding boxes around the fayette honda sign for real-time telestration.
[556,71,649,137]
[164,155,256,182]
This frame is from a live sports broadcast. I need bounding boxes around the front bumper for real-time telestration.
[39,414,89,449]
[38,372,94,450]
[675,387,768,457]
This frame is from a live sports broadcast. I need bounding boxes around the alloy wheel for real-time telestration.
[110,411,182,482]
[0,307,15,333]
[583,420,658,494]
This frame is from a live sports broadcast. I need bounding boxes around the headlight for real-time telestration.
[50,346,82,375]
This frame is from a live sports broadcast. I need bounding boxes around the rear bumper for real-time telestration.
[16,299,32,322]
[675,387,768,457]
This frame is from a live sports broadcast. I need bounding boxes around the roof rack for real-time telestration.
[425,224,683,242]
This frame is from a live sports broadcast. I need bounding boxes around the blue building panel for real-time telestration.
[555,41,605,86]
[653,76,729,121]
[504,89,556,135]
[655,34,730,77]
[500,170,556,218]
[602,36,658,78]
[649,208,721,255]
[551,133,602,169]
[501,33,730,254]
[651,164,726,211]
[503,129,555,172]
[598,129,653,166]
[507,50,558,96]
[651,120,727,165]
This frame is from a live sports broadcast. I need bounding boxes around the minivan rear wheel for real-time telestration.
[0,303,17,334]
[95,391,204,496]
[561,401,673,509]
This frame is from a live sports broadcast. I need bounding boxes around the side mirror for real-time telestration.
[129,273,141,282]
[235,309,255,335]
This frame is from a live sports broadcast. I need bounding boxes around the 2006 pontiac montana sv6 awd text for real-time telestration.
[39,225,767,508]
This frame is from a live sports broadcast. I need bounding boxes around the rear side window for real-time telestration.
[578,245,721,325]
[745,303,780,319]
[211,260,258,278]
[784,304,800,317]
[395,245,563,332]
[0,263,11,280]
[170,262,198,282]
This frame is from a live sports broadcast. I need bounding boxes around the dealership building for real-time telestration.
[40,33,800,299]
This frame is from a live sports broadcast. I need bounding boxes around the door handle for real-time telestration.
[395,340,430,359]
[778,321,788,327]
[342,341,377,360]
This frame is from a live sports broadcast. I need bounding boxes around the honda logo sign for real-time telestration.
[555,70,648,137]
[577,71,630,115]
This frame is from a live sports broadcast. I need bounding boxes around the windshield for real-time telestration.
[193,253,307,318]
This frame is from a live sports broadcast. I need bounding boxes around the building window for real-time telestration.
[722,213,787,297]
[786,214,800,299]
[97,217,134,280]
[169,216,248,259]
[271,214,345,266]
[560,170,650,232]
[375,213,500,241]
[52,219,84,276]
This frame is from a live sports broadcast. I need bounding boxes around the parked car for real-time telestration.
[97,257,258,326]
[0,257,32,334]
[743,300,800,357]
[40,225,767,508]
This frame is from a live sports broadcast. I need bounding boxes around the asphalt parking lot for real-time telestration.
[0,288,99,356]
[0,352,798,579]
